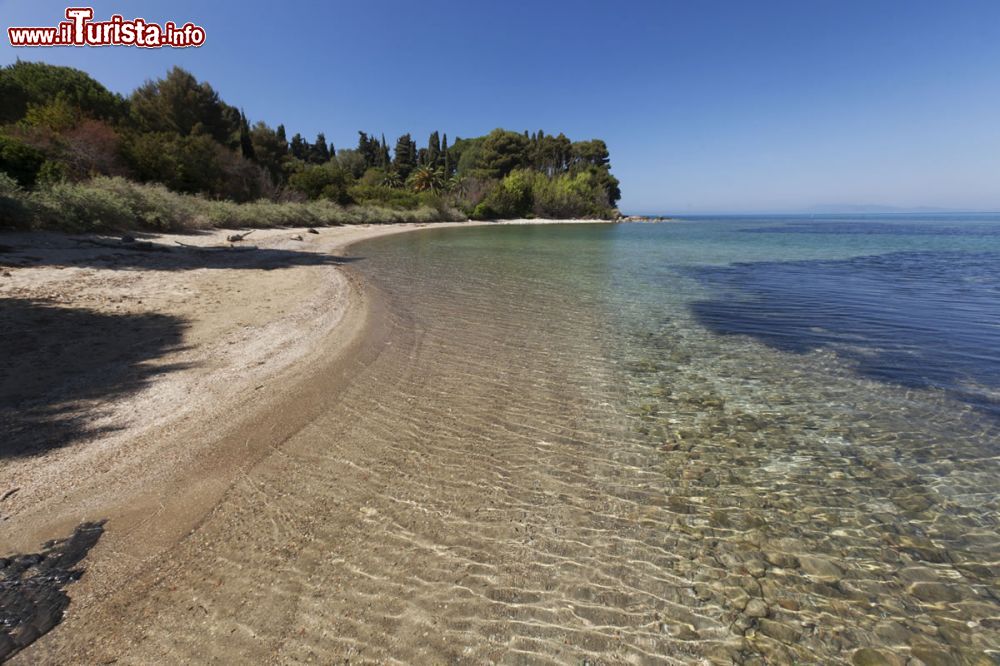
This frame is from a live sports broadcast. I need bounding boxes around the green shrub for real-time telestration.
[0,172,31,229]
[0,175,465,232]
[37,160,68,186]
[532,171,608,218]
[347,183,421,209]
[0,135,46,188]
[287,163,352,204]
[32,180,137,231]
[474,169,534,219]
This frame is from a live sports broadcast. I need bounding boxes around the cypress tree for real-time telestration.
[314,132,330,162]
[427,131,440,168]
[380,134,390,167]
[358,131,382,169]
[290,133,306,160]
[393,133,417,179]
[441,133,450,175]
[239,111,255,160]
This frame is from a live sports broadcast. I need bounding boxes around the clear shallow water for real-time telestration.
[81,218,999,664]
[354,217,1000,663]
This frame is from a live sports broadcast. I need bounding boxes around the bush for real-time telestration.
[473,169,534,219]
[31,179,138,231]
[0,135,46,188]
[347,183,421,209]
[532,171,611,218]
[467,168,616,220]
[0,175,466,231]
[0,172,31,228]
[287,163,352,204]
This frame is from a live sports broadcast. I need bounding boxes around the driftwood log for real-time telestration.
[174,240,257,252]
[226,230,255,242]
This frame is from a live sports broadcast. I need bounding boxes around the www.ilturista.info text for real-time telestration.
[8,8,206,48]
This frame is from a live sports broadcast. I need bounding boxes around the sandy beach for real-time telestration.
[4,217,998,665]
[0,219,616,663]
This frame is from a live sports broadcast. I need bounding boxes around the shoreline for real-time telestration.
[5,217,998,664]
[0,218,612,661]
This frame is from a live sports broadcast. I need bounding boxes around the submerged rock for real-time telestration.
[0,520,105,661]
[908,582,963,605]
[797,555,843,581]
[744,599,769,618]
[756,618,802,643]
[851,647,906,666]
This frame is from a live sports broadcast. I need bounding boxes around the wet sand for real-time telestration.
[1,219,619,663]
[5,219,995,665]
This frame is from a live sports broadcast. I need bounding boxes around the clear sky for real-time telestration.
[3,0,1000,214]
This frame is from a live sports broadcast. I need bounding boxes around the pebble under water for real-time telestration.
[11,217,1000,664]
[344,219,1000,663]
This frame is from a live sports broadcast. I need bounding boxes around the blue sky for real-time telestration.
[3,0,1000,213]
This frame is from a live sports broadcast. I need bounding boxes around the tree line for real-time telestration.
[0,62,620,219]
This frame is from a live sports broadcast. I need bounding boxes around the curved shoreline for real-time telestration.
[1,218,613,662]
[9,218,997,664]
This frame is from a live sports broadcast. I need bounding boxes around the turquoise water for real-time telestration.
[344,217,1000,662]
[604,216,1000,418]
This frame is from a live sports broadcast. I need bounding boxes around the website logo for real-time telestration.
[8,7,206,48]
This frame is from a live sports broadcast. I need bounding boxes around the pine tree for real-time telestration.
[276,124,287,145]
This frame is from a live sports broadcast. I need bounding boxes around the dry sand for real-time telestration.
[0,218,613,662]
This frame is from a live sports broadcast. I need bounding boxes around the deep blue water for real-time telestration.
[673,216,1000,417]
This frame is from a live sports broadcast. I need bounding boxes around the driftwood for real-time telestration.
[307,228,319,234]
[174,240,257,252]
[226,230,255,242]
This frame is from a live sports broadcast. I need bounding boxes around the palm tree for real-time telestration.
[446,175,466,195]
[380,168,403,188]
[408,165,443,193]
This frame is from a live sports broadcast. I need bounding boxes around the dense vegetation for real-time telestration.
[0,62,620,231]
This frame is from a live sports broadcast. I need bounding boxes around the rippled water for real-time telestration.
[348,217,1000,663]
[65,218,999,664]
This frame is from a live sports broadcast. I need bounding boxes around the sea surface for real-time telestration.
[346,215,1000,663]
[81,216,999,664]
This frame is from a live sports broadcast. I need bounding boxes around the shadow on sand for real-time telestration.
[0,238,363,272]
[0,298,189,458]
[0,236,366,457]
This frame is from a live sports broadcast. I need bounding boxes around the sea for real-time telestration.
[343,214,1000,662]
